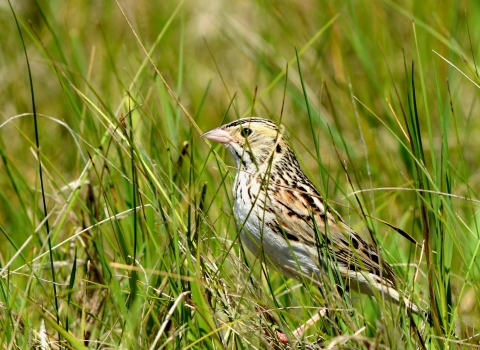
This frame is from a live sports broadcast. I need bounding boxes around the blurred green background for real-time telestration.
[1,0,480,348]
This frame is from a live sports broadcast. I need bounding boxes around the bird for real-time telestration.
[202,117,425,317]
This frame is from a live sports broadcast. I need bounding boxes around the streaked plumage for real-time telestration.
[203,117,424,316]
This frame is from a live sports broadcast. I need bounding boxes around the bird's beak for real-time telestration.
[201,127,233,144]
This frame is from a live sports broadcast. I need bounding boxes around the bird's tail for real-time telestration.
[352,273,431,321]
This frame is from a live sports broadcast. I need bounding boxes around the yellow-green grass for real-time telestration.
[0,0,479,348]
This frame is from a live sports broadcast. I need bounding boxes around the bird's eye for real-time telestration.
[241,128,253,137]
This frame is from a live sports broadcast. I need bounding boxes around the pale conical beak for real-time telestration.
[201,127,233,144]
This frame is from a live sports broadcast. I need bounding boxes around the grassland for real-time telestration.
[1,0,479,348]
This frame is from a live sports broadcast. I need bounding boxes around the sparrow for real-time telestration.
[202,117,424,317]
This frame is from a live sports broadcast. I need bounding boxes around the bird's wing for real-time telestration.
[266,180,396,284]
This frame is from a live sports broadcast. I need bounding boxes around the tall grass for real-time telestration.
[0,0,479,348]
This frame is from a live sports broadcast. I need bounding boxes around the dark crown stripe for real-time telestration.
[225,118,277,129]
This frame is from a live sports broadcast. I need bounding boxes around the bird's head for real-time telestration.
[202,118,288,171]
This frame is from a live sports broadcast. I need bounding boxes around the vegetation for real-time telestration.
[0,0,479,348]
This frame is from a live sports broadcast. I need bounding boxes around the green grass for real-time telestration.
[1,0,480,348]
